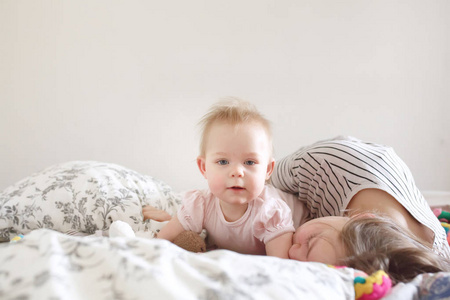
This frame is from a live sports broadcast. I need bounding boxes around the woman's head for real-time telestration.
[290,214,450,284]
[339,214,450,284]
[289,216,348,265]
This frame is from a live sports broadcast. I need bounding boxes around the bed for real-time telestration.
[1,161,449,300]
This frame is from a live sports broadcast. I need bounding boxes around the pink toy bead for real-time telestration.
[433,208,442,217]
[358,276,392,300]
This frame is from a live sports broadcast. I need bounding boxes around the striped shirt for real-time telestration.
[270,136,450,258]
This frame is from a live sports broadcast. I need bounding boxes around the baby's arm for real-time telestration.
[143,205,172,222]
[156,215,185,241]
[265,232,293,259]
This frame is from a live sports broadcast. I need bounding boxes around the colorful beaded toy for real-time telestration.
[329,266,392,299]
[354,270,392,300]
[433,208,450,245]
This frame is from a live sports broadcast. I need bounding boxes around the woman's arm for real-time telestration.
[265,232,293,259]
[157,215,185,241]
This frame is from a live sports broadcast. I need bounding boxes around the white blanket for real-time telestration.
[0,229,356,300]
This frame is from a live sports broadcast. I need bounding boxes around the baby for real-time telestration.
[153,98,295,258]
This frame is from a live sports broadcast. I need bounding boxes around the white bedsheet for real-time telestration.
[0,229,356,300]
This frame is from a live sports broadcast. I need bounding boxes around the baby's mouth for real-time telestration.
[228,186,245,190]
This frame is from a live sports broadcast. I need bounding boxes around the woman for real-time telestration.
[269,136,450,283]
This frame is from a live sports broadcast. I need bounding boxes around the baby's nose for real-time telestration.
[231,165,244,177]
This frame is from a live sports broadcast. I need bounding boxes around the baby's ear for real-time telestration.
[266,159,275,180]
[197,156,207,178]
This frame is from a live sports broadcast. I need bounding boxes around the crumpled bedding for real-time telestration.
[0,229,356,300]
[2,161,450,300]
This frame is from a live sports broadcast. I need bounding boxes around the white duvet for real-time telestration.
[0,229,356,300]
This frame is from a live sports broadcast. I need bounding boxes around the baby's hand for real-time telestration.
[142,205,172,222]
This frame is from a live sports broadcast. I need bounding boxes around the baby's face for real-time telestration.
[198,121,273,207]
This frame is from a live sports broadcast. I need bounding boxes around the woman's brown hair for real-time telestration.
[339,215,450,284]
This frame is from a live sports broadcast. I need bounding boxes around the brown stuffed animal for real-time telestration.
[172,231,206,253]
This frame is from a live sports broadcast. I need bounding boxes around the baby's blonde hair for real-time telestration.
[198,98,273,157]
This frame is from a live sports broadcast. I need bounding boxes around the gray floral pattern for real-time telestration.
[0,161,181,241]
[0,229,356,300]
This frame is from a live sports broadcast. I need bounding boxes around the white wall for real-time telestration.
[1,0,449,193]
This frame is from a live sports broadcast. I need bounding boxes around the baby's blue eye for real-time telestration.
[218,160,229,165]
[245,160,256,166]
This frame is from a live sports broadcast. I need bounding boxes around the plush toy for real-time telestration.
[173,231,206,253]
[109,220,136,238]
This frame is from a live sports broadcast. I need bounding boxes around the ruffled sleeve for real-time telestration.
[177,190,207,233]
[253,196,295,244]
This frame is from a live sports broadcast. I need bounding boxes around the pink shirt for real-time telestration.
[177,185,295,255]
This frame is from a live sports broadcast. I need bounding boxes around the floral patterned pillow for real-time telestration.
[0,161,181,241]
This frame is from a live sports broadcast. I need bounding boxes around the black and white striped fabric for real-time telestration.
[270,136,450,258]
